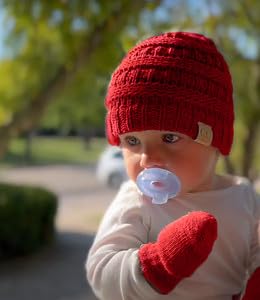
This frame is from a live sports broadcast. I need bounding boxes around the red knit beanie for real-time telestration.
[105,32,234,155]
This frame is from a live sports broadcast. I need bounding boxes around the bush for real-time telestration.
[0,183,57,258]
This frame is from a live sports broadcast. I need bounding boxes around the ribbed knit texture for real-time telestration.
[138,211,218,294]
[241,267,260,300]
[105,32,234,155]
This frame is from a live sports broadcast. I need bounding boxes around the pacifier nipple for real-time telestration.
[136,168,181,204]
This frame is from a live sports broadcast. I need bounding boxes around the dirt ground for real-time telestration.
[0,165,118,300]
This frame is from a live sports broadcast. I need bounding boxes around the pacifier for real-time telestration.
[136,167,181,205]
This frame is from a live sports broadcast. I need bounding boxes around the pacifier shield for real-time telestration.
[136,168,181,204]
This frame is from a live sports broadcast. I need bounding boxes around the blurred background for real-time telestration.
[0,0,259,299]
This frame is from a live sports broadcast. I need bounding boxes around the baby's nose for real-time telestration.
[140,149,165,169]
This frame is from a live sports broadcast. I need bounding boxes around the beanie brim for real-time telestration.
[106,84,233,155]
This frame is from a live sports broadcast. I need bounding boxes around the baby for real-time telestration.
[86,32,260,300]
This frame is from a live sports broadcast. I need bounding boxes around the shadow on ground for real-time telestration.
[0,231,98,300]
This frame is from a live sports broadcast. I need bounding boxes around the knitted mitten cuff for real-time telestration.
[139,242,182,294]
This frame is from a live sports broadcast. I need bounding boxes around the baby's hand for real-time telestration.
[138,211,217,294]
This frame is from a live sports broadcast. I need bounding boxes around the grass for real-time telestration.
[0,136,107,167]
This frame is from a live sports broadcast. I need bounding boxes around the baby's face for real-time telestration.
[119,130,219,195]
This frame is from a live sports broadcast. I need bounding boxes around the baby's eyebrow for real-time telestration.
[162,132,180,136]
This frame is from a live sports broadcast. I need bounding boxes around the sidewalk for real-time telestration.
[0,232,97,300]
[0,165,117,300]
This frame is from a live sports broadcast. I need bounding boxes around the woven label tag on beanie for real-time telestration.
[195,122,213,146]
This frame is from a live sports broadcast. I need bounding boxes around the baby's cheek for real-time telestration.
[174,161,204,191]
[123,154,142,181]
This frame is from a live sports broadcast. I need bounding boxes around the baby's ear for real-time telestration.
[241,267,260,300]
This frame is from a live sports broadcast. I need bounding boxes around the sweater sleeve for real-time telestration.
[86,181,161,300]
[247,187,260,275]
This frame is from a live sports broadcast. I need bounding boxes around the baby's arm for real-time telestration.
[241,188,260,300]
[86,183,159,299]
[86,182,217,299]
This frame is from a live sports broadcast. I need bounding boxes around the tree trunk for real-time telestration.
[24,131,35,163]
[223,156,236,175]
[242,122,259,180]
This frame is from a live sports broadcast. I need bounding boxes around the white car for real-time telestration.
[96,146,128,188]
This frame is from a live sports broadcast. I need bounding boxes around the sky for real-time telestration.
[0,13,3,57]
[0,8,7,58]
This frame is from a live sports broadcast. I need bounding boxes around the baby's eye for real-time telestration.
[162,133,180,144]
[125,136,140,146]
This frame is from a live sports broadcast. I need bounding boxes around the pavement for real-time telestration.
[1,165,259,300]
[0,165,118,300]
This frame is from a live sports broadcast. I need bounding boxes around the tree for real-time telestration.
[0,0,259,179]
[0,0,161,156]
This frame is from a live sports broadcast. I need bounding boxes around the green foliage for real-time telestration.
[0,0,156,132]
[0,182,57,258]
[0,0,259,177]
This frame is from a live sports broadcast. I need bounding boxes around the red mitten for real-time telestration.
[138,211,217,294]
[241,267,260,300]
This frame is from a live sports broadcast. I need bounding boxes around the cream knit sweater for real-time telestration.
[86,177,260,300]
